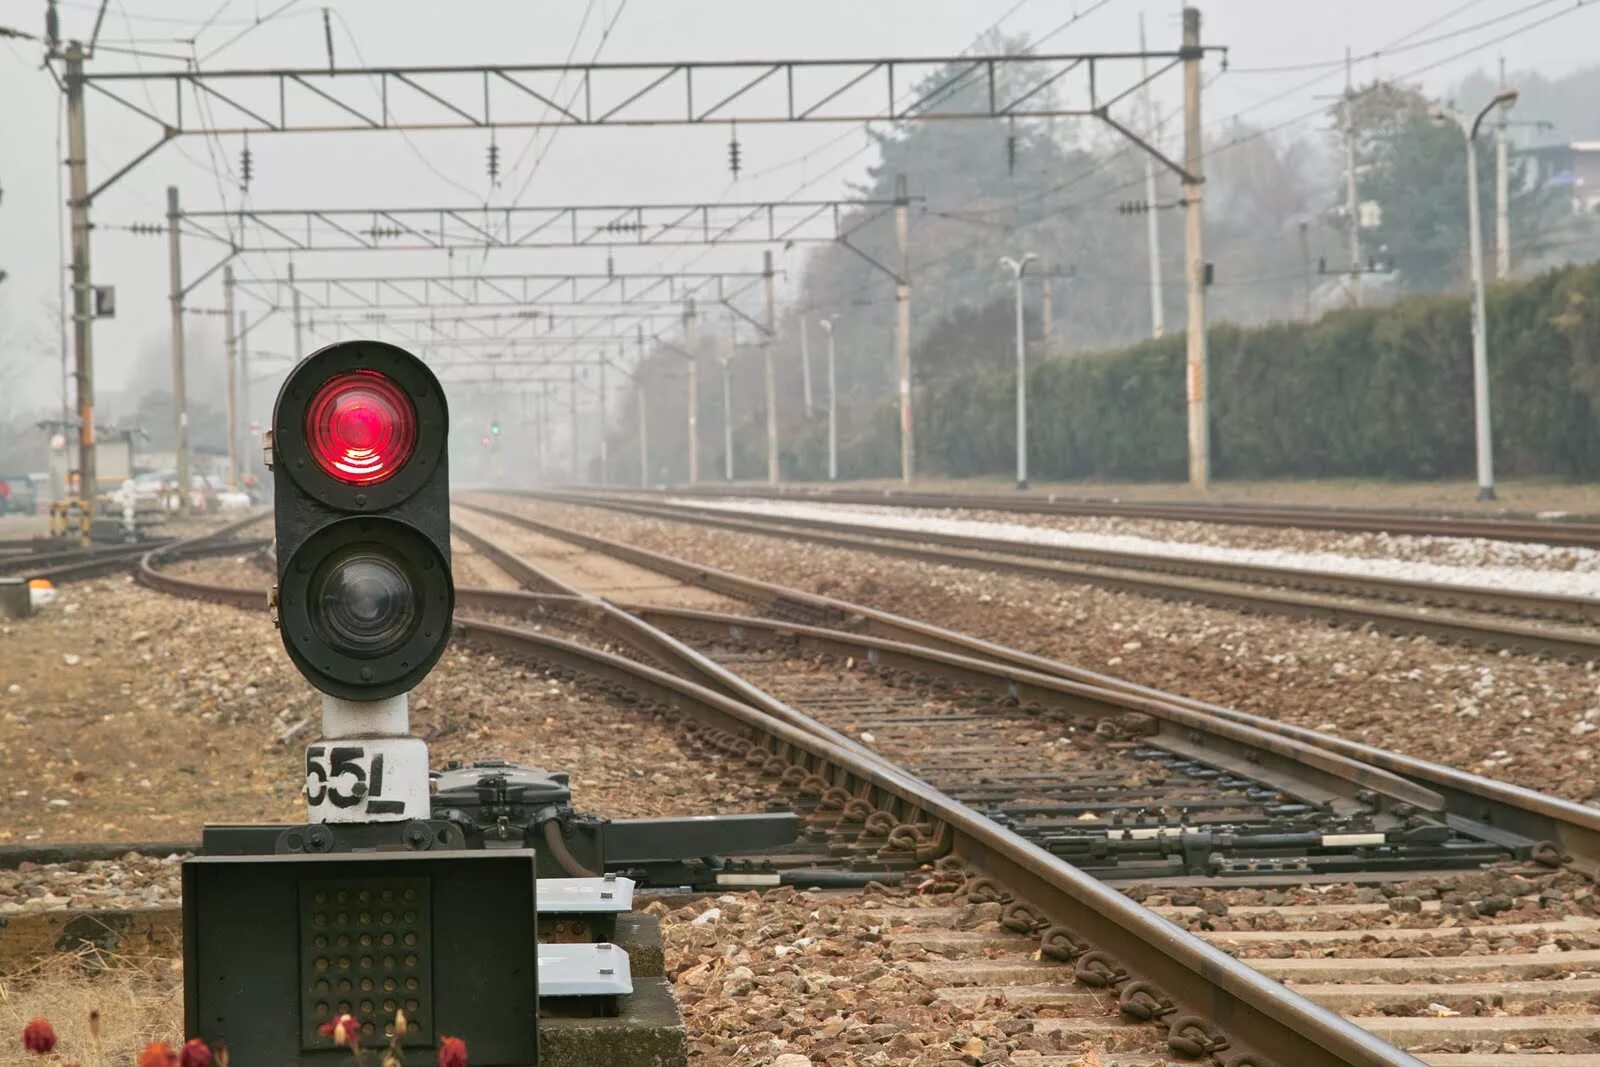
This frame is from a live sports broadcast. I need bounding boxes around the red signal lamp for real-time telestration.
[305,369,418,486]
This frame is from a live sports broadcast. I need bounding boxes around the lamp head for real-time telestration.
[1495,88,1519,110]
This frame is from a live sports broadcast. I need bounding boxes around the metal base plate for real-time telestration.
[537,876,634,914]
[538,942,632,998]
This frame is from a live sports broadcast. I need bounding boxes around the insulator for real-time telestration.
[728,123,742,178]
[487,140,500,182]
[1006,117,1017,176]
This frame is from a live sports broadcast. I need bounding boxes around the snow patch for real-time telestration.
[663,497,1600,600]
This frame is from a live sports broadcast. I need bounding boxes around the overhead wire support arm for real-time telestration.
[834,236,906,287]
[78,50,1216,139]
[231,270,766,311]
[719,299,775,339]
[143,197,912,254]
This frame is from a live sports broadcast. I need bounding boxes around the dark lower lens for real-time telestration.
[311,548,419,657]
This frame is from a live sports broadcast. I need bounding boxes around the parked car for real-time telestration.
[130,470,252,512]
[0,474,39,516]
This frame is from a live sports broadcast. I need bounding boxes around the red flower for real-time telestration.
[318,1013,360,1049]
[437,1036,468,1067]
[21,1019,57,1054]
[138,1043,179,1067]
[179,1038,213,1067]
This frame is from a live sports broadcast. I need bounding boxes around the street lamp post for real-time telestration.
[999,254,1038,490]
[819,318,838,481]
[1433,87,1518,501]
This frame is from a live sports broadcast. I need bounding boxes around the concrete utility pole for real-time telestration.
[64,43,96,514]
[1041,275,1054,349]
[1000,255,1037,491]
[223,266,239,489]
[289,261,304,359]
[682,303,700,484]
[538,382,550,483]
[722,322,735,482]
[894,173,913,484]
[1342,48,1363,309]
[166,186,191,514]
[1297,220,1313,319]
[1139,14,1165,338]
[597,350,609,485]
[1181,7,1210,491]
[762,250,779,485]
[799,313,813,417]
[238,311,250,485]
[1435,87,1519,501]
[819,318,838,481]
[568,365,580,483]
[635,373,649,488]
[1495,56,1512,280]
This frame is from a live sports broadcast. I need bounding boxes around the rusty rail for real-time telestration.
[134,514,1419,1067]
[460,497,1600,879]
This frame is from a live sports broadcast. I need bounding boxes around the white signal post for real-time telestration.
[819,318,838,481]
[307,694,431,823]
[1000,254,1037,491]
[1433,87,1519,501]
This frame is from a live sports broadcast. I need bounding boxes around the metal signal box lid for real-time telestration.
[536,875,635,914]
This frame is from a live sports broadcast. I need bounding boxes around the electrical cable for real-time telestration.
[54,0,280,27]
[189,0,244,44]
[498,0,601,192]
[198,0,308,63]
[326,9,480,201]
[1227,0,1558,74]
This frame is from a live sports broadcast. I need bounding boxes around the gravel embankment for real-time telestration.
[663,497,1600,587]
[1,557,772,909]
[496,498,1600,806]
[652,879,1155,1067]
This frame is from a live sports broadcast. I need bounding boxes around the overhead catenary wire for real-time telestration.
[198,0,308,63]
[1226,0,1562,74]
[616,0,1128,326]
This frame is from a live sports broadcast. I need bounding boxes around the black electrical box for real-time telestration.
[183,850,538,1066]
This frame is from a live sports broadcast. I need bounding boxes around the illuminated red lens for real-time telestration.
[305,370,418,485]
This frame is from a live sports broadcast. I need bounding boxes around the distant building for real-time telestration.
[1521,141,1600,213]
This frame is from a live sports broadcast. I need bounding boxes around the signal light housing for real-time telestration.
[305,369,419,486]
[272,341,452,700]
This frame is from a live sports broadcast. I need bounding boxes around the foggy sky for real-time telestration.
[2,0,1597,429]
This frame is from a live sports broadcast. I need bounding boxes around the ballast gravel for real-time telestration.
[503,497,1600,807]
[664,497,1600,596]
[0,561,772,908]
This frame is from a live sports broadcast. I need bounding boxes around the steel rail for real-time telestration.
[540,491,1600,625]
[507,491,1600,662]
[449,519,1441,816]
[134,521,1420,1067]
[459,498,1600,879]
[607,484,1600,548]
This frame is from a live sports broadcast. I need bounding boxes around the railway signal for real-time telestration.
[183,337,792,1061]
[187,340,544,1064]
[268,339,453,704]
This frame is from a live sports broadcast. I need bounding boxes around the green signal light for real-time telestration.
[490,423,502,436]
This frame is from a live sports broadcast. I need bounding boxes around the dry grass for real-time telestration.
[0,951,182,1065]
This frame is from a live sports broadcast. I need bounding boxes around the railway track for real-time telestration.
[628,484,1600,549]
[20,509,1600,1065]
[0,538,175,584]
[100,509,1412,1067]
[443,497,1600,1066]
[510,489,1600,662]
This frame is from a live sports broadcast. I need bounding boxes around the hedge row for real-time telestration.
[776,260,1600,482]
